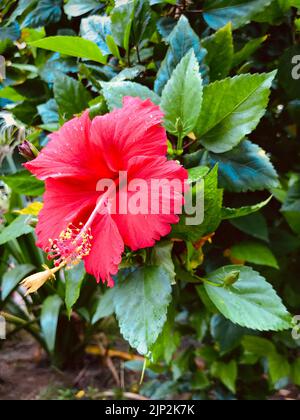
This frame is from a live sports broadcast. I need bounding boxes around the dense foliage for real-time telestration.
[0,0,300,400]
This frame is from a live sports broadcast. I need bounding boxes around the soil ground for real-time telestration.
[0,333,141,400]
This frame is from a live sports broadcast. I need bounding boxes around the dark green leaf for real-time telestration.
[202,23,233,81]
[2,264,35,300]
[155,15,207,95]
[114,266,172,355]
[40,295,62,353]
[200,140,279,192]
[54,74,92,120]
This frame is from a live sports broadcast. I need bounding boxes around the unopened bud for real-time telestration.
[223,270,240,287]
[18,140,39,160]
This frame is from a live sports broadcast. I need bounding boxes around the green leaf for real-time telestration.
[268,353,290,384]
[31,36,106,64]
[101,81,160,110]
[151,241,176,285]
[151,308,180,364]
[200,140,279,192]
[232,36,268,68]
[64,0,101,17]
[1,171,45,197]
[291,359,300,386]
[195,72,276,153]
[242,335,276,356]
[230,212,269,242]
[111,0,154,51]
[205,265,292,331]
[114,266,172,355]
[92,288,116,324]
[202,23,234,81]
[230,241,279,269]
[80,15,112,56]
[211,360,237,393]
[54,74,92,120]
[65,262,86,318]
[0,216,34,246]
[187,166,210,183]
[22,0,62,28]
[0,86,25,102]
[203,0,273,30]
[222,196,272,219]
[281,176,300,235]
[2,264,35,300]
[172,166,223,241]
[211,314,249,354]
[155,15,207,95]
[160,50,203,137]
[40,295,62,353]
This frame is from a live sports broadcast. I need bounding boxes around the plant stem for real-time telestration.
[193,275,223,288]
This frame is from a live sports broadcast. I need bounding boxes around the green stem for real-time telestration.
[139,357,148,386]
[193,275,223,288]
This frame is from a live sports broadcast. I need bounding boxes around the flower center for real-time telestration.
[45,223,93,268]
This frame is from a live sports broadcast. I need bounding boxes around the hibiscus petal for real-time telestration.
[84,213,124,287]
[90,97,167,172]
[25,111,112,181]
[113,156,188,250]
[36,178,99,249]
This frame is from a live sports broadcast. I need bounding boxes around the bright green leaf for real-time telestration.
[161,50,203,137]
[195,72,276,153]
[205,265,292,331]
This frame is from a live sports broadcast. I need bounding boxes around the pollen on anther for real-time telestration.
[46,223,92,268]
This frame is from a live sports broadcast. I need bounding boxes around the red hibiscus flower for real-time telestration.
[25,97,188,287]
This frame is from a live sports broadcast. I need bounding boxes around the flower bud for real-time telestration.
[18,140,39,161]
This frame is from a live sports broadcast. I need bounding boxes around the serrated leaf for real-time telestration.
[203,0,273,30]
[65,262,86,318]
[114,266,172,355]
[222,196,272,219]
[22,0,62,28]
[102,81,160,110]
[205,265,292,331]
[1,171,45,197]
[155,15,207,95]
[161,50,203,137]
[41,295,62,353]
[200,140,279,192]
[31,36,106,64]
[195,72,276,153]
[172,166,223,242]
[151,241,176,285]
[202,23,233,81]
[2,264,35,300]
[80,15,112,56]
[54,74,92,120]
[230,241,279,268]
[0,216,34,246]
